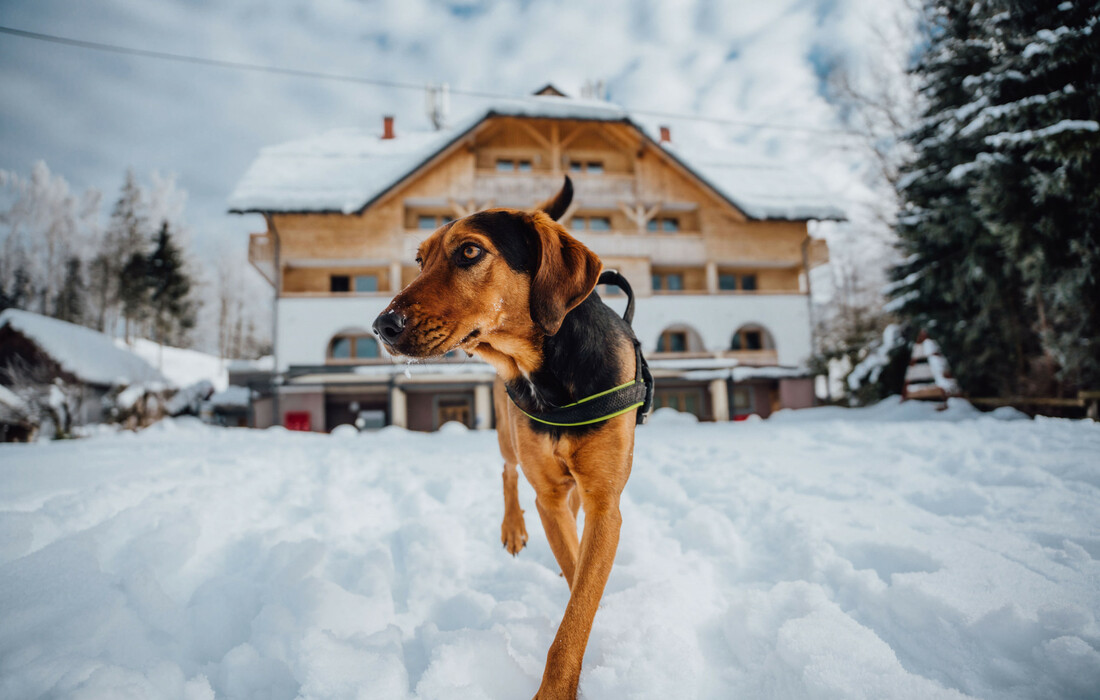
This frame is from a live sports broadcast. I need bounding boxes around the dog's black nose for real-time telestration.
[373,310,406,343]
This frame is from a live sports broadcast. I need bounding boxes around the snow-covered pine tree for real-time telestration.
[965,0,1100,393]
[147,220,196,347]
[0,266,33,313]
[92,169,146,334]
[890,0,1041,397]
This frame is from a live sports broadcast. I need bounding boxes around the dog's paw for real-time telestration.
[501,510,528,556]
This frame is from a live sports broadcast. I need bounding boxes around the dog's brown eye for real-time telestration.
[462,244,482,260]
[415,256,423,269]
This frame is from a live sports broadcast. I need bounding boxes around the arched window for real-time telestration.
[655,324,704,354]
[730,324,775,352]
[327,330,382,363]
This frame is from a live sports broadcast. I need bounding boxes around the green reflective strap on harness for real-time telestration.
[511,392,646,427]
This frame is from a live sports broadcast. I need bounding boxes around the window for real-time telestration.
[596,283,624,297]
[573,216,612,231]
[496,158,532,172]
[731,386,753,415]
[646,217,680,232]
[354,336,380,359]
[329,334,382,362]
[330,336,351,358]
[417,214,454,230]
[354,274,379,293]
[330,275,350,293]
[718,272,758,291]
[568,160,604,174]
[657,330,688,353]
[731,327,769,351]
[652,273,684,291]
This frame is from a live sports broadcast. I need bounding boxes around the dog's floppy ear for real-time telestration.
[527,210,601,335]
[536,176,573,222]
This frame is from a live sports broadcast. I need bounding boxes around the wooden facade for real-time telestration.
[251,115,827,307]
[236,101,837,431]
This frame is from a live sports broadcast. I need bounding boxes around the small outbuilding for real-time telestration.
[0,309,167,437]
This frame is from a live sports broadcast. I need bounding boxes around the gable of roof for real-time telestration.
[228,95,845,222]
[532,83,568,97]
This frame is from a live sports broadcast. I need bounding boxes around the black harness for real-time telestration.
[506,270,654,427]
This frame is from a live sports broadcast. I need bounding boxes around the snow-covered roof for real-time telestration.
[228,95,844,221]
[0,309,166,388]
[118,338,228,391]
[661,144,847,221]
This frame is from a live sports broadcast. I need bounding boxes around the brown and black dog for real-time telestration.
[373,177,645,699]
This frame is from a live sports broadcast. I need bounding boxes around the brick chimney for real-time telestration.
[659,125,671,143]
[382,115,395,140]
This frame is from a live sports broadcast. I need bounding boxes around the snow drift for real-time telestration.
[0,400,1097,699]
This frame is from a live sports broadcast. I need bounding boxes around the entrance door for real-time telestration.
[436,396,473,428]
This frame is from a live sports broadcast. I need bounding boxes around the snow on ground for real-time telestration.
[1,400,1098,699]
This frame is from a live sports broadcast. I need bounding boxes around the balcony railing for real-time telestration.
[474,171,636,206]
[404,229,707,264]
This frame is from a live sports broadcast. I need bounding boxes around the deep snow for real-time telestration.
[1,400,1098,699]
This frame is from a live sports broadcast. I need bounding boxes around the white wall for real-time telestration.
[605,294,813,366]
[277,292,813,371]
[277,297,392,371]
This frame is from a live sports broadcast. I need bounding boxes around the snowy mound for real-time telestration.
[0,309,165,387]
[1,407,1097,698]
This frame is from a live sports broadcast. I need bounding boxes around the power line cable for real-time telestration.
[0,24,859,136]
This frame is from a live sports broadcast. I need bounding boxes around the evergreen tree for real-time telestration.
[119,251,150,341]
[147,220,196,346]
[890,0,1042,397]
[53,256,85,324]
[965,0,1100,393]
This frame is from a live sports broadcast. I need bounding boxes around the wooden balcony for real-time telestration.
[473,171,636,207]
[575,232,706,263]
[403,229,707,265]
[248,232,276,286]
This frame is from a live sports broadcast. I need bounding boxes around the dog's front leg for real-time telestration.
[534,489,622,699]
[501,458,528,555]
[496,382,528,555]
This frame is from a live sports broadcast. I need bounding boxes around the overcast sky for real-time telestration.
[0,0,915,269]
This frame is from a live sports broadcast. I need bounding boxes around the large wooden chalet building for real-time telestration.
[229,89,843,432]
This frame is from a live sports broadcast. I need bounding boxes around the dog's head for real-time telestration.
[372,177,600,374]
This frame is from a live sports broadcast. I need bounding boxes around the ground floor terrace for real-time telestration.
[250,359,817,432]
